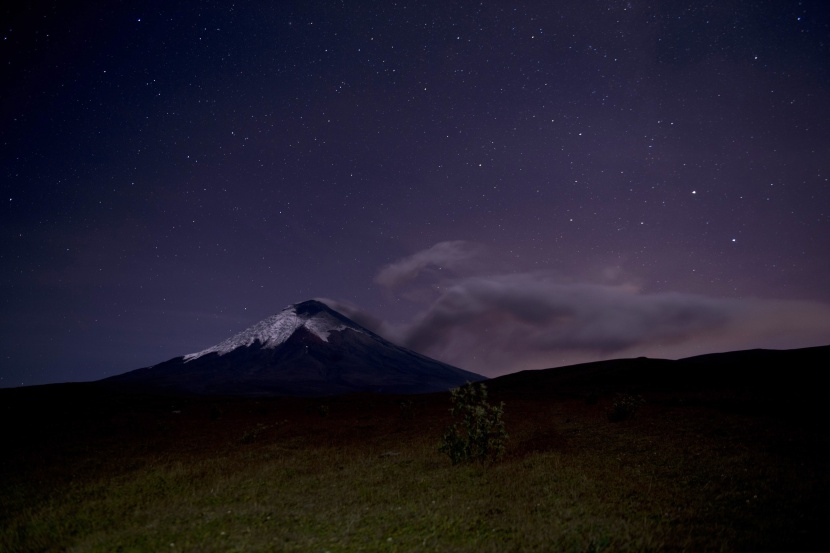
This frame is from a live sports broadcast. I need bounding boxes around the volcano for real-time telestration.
[103,300,484,396]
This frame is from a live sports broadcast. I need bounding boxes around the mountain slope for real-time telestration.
[103,300,484,396]
[487,344,830,403]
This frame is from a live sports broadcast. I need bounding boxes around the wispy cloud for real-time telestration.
[329,242,830,377]
[374,240,484,289]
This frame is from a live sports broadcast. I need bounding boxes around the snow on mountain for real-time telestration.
[183,301,363,362]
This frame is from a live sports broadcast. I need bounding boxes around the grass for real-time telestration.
[1,386,828,552]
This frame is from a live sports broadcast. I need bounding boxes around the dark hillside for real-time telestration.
[488,345,830,411]
[2,345,829,552]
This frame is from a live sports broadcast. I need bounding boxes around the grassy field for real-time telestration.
[2,382,828,552]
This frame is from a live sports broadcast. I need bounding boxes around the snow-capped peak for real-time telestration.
[183,300,358,362]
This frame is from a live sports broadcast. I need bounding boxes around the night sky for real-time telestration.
[3,1,830,387]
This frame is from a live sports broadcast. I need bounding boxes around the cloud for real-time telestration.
[374,240,483,289]
[362,243,830,377]
[397,274,727,371]
[401,274,830,376]
[316,297,387,334]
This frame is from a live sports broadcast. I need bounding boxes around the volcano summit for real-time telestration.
[104,300,484,396]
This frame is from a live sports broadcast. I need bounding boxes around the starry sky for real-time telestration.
[3,1,830,387]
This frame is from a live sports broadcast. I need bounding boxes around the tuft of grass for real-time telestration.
[239,422,270,444]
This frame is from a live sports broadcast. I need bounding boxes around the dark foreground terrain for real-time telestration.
[2,347,829,552]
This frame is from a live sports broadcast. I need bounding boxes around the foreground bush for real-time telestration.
[439,382,508,464]
[607,392,645,422]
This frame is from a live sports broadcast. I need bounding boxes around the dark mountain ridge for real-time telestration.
[488,344,830,407]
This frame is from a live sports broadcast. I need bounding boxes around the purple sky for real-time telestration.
[3,1,829,386]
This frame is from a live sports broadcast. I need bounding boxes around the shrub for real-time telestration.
[439,382,508,464]
[305,403,330,417]
[607,393,645,422]
[240,423,269,444]
[399,400,415,421]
